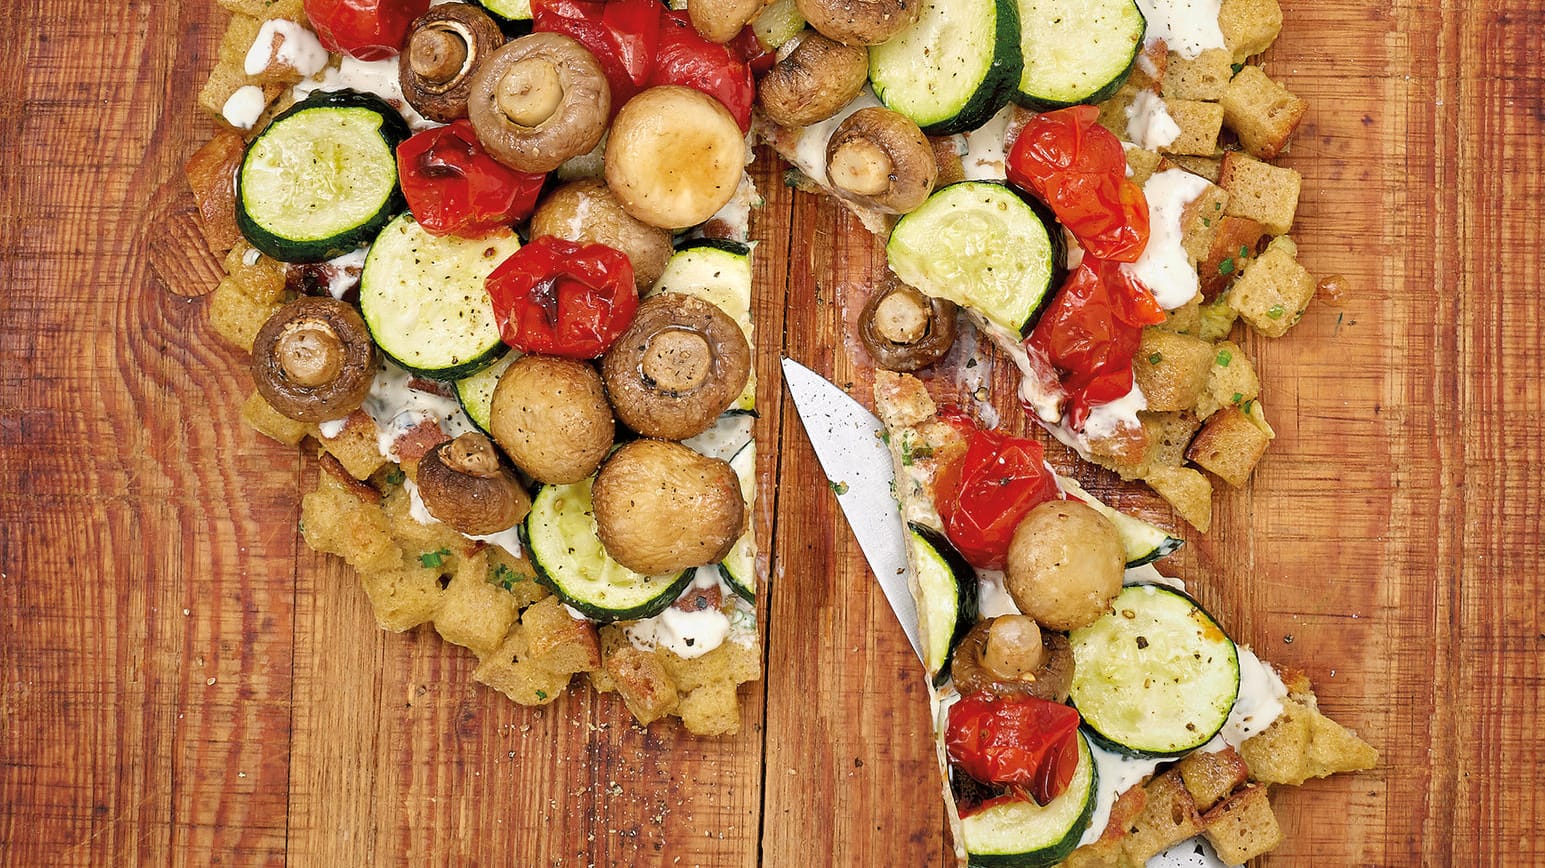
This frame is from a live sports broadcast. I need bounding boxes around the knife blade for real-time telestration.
[780,358,922,664]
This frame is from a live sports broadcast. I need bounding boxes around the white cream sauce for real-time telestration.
[321,247,368,299]
[1133,0,1226,59]
[1151,839,1233,867]
[969,314,1066,424]
[959,104,1015,181]
[316,417,350,439]
[1124,168,1212,310]
[1082,382,1149,443]
[221,85,267,130]
[1126,90,1181,151]
[973,569,1021,619]
[360,360,477,461]
[624,568,752,659]
[785,89,884,188]
[1216,646,1287,747]
[1080,743,1167,847]
[294,57,435,131]
[703,173,762,242]
[244,19,329,78]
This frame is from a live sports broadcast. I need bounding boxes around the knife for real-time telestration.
[780,358,922,664]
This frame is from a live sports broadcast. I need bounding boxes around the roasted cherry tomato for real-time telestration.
[727,24,776,77]
[397,121,547,238]
[303,0,429,61]
[485,236,638,358]
[1028,258,1166,430]
[933,414,1061,570]
[533,0,662,108]
[652,11,757,131]
[947,693,1083,808]
[1007,105,1150,263]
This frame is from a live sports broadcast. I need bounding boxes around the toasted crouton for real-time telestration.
[1166,153,1223,183]
[1156,297,1202,336]
[1218,0,1284,63]
[474,627,574,706]
[1064,839,1139,868]
[1143,411,1203,469]
[1241,694,1380,785]
[1197,341,1261,419]
[1181,183,1231,265]
[677,680,744,736]
[1177,746,1252,812]
[1222,66,1309,159]
[207,276,281,352]
[240,390,308,446]
[218,0,307,20]
[1202,784,1283,864]
[1227,235,1316,336]
[520,597,602,675]
[358,566,446,632]
[604,646,680,725]
[1219,152,1301,236]
[1135,329,1215,411]
[1144,465,1213,532]
[1124,145,1164,186]
[433,550,520,656]
[1187,407,1272,486]
[300,470,402,575]
[1198,297,1241,342]
[1200,216,1267,300]
[1163,48,1234,101]
[1159,99,1226,156]
[1120,771,1204,861]
[318,413,389,480]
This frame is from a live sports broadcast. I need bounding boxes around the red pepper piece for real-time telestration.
[651,11,757,131]
[533,0,662,109]
[303,0,429,61]
[396,121,547,238]
[485,235,638,359]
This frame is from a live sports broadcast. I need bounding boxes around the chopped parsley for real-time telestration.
[1231,392,1244,405]
[829,481,849,496]
[419,548,451,569]
[385,467,405,486]
[1218,258,1236,275]
[1216,349,1233,367]
[1267,304,1287,319]
[1148,352,1163,365]
[490,563,522,591]
[535,690,548,701]
[899,438,933,467]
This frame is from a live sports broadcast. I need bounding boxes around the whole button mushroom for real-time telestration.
[528,179,674,291]
[858,276,957,371]
[415,432,532,535]
[250,297,377,422]
[488,355,615,484]
[399,3,506,123]
[604,86,747,230]
[795,0,921,45]
[756,32,870,128]
[1005,500,1125,632]
[591,439,744,575]
[825,107,937,214]
[467,33,611,174]
[688,0,770,43]
[601,294,751,441]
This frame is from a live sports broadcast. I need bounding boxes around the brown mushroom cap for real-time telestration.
[591,439,744,575]
[602,294,751,440]
[251,297,377,422]
[529,179,673,290]
[689,0,768,43]
[399,3,506,123]
[858,275,957,371]
[467,33,611,174]
[489,355,615,484]
[825,106,937,214]
[756,32,870,127]
[1005,500,1125,632]
[951,617,1075,702]
[795,0,921,45]
[604,86,747,230]
[416,432,532,535]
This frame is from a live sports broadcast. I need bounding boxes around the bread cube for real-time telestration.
[1187,407,1271,486]
[1218,0,1284,63]
[1155,297,1201,336]
[1181,183,1231,265]
[207,276,280,352]
[1219,152,1301,235]
[1063,840,1139,868]
[1119,771,1203,861]
[487,547,551,609]
[1142,411,1202,469]
[1159,99,1225,156]
[1196,341,1261,419]
[222,244,289,305]
[241,390,309,446]
[661,638,763,693]
[1166,153,1222,183]
[318,413,388,480]
[1163,48,1234,101]
[1227,235,1315,336]
[520,597,601,675]
[359,565,446,632]
[1222,66,1308,159]
[433,551,520,656]
[1087,422,1153,480]
[1143,465,1213,532]
[1176,746,1251,813]
[604,646,680,725]
[1124,145,1163,186]
[381,485,467,555]
[1135,329,1215,412]
[300,471,402,574]
[1199,216,1266,300]
[1202,785,1283,864]
[678,680,743,736]
[1198,298,1240,342]
[218,0,307,21]
[474,628,574,706]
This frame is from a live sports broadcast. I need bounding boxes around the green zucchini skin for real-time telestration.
[962,730,1097,868]
[907,523,980,687]
[236,89,409,263]
[1010,0,1146,110]
[869,0,1024,135]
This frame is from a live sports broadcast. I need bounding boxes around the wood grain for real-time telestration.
[1,0,1540,864]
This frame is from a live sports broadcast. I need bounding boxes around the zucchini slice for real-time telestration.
[474,0,531,23]
[961,730,1097,868]
[454,351,518,435]
[524,480,694,622]
[237,89,408,263]
[359,213,519,379]
[718,440,757,602]
[886,182,1060,335]
[1069,584,1240,757]
[1012,0,1145,109]
[647,239,756,412]
[908,523,979,684]
[1060,478,1184,567]
[868,0,1023,135]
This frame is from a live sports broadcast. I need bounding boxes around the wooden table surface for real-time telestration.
[2,1,1541,865]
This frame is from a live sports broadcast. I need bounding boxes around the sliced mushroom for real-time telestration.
[416,432,532,535]
[795,0,920,45]
[467,33,611,174]
[399,3,506,123]
[602,294,751,440]
[591,439,744,575]
[825,107,937,214]
[858,276,957,371]
[756,32,869,127]
[251,297,377,422]
[489,355,615,484]
[950,616,1075,702]
[529,179,673,290]
[690,0,769,43]
[604,86,747,230]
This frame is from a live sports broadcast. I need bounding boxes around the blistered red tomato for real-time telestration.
[303,0,428,61]
[1007,105,1150,263]
[485,236,638,359]
[947,693,1083,808]
[397,121,547,238]
[652,11,756,131]
[932,413,1061,570]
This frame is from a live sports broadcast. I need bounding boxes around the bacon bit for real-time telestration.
[1316,273,1350,306]
[697,218,736,240]
[406,377,457,399]
[673,584,722,613]
[320,409,375,440]
[393,420,450,464]
[318,453,382,504]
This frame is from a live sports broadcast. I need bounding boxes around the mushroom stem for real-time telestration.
[641,328,713,393]
[828,137,894,197]
[276,321,345,387]
[441,432,503,479]
[872,287,931,344]
[410,23,472,88]
[982,615,1050,681]
[497,58,565,128]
